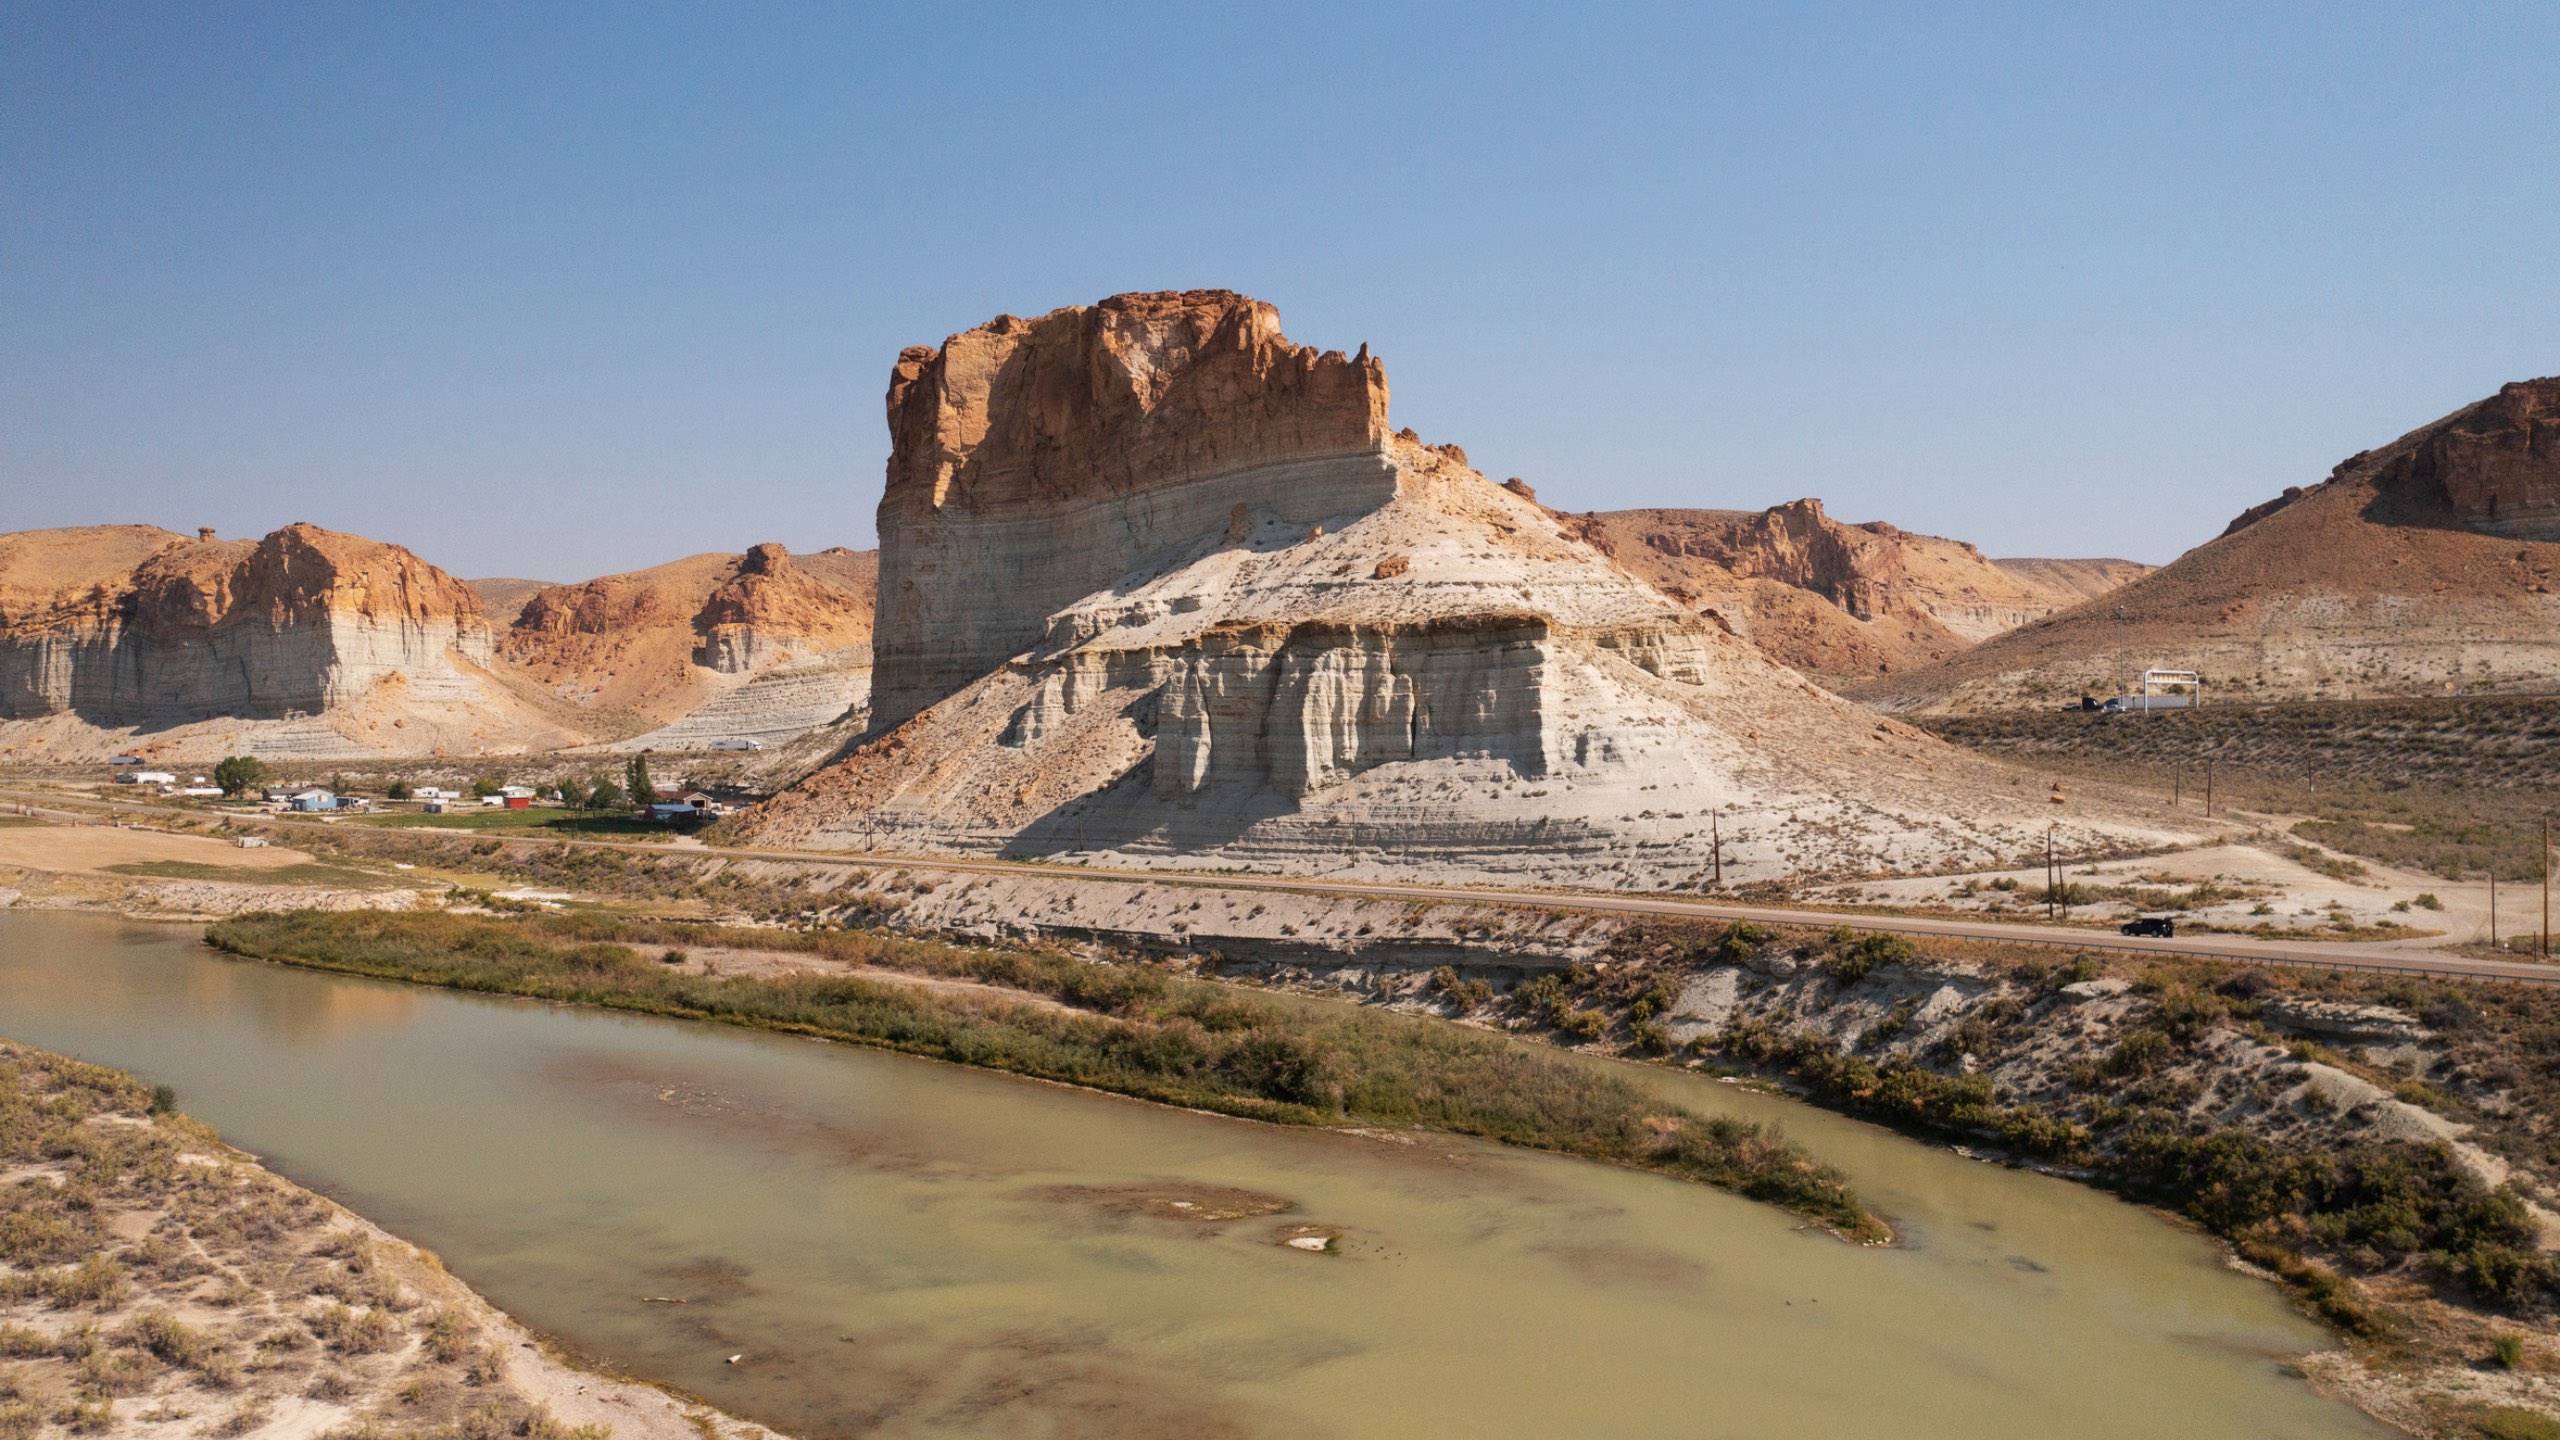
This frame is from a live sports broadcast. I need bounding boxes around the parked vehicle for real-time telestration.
[2120,916,2176,938]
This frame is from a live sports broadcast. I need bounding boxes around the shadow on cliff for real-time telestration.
[998,751,1304,860]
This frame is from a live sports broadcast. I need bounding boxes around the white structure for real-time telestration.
[708,738,764,752]
[121,770,177,786]
[411,786,458,801]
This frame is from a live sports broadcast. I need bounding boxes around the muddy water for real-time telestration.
[0,912,2385,1439]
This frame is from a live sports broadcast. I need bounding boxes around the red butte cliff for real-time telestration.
[1867,377,2560,713]
[0,524,878,762]
[1575,502,2146,682]
[0,523,590,760]
[735,290,2196,885]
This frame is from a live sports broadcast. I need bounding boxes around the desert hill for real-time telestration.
[1863,377,2560,713]
[736,289,2196,885]
[466,577,554,625]
[1573,502,2146,681]
[496,543,876,749]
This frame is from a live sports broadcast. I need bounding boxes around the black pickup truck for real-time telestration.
[2119,916,2176,938]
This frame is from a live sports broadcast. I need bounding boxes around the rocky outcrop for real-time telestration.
[498,546,874,729]
[738,290,2199,886]
[692,543,870,674]
[1867,378,2560,713]
[873,290,1394,729]
[2378,377,2560,540]
[1578,504,2145,681]
[0,523,496,725]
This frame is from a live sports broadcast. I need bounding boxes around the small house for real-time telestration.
[503,795,534,810]
[412,786,457,801]
[122,770,177,786]
[284,789,336,813]
[497,784,538,800]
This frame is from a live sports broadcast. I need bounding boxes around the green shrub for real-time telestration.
[2494,1334,2526,1370]
[2474,1407,2560,1440]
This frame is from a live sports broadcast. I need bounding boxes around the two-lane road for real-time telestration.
[13,785,2557,987]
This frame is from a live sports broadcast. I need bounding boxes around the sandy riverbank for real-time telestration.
[0,1040,791,1440]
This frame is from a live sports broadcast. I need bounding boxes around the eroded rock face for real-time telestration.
[498,546,875,726]
[692,543,872,674]
[0,523,494,723]
[874,289,1394,729]
[2384,378,2560,540]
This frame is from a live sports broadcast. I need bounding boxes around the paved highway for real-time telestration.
[13,786,2558,987]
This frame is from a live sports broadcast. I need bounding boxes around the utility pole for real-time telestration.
[1711,810,1723,888]
[2205,763,2214,818]
[2046,824,2059,921]
[2114,606,2127,705]
[2490,871,2499,949]
[2174,765,2182,806]
[2543,817,2551,961]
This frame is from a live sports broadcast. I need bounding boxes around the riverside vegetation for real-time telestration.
[202,909,1882,1241]
[1397,917,2560,1435]
[0,1039,771,1440]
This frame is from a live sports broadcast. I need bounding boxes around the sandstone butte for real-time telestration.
[1867,376,2560,714]
[0,521,879,761]
[736,289,2199,886]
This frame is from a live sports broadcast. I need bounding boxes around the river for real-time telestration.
[0,911,2386,1438]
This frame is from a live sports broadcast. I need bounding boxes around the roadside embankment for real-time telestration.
[0,1040,788,1440]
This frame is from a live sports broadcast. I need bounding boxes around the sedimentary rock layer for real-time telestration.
[0,523,496,724]
[873,290,1394,729]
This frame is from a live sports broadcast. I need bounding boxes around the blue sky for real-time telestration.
[4,2,2554,581]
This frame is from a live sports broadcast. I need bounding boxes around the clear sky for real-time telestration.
[4,3,2554,582]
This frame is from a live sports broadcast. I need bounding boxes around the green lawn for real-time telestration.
[104,860,408,890]
[345,807,668,839]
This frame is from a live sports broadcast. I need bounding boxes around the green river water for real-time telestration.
[0,911,2387,1438]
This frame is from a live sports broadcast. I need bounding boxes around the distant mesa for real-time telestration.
[0,520,877,762]
[1578,501,2147,682]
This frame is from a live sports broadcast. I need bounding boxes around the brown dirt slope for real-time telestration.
[499,545,874,726]
[1578,503,2144,682]
[0,525,191,628]
[464,577,554,624]
[1862,378,2560,713]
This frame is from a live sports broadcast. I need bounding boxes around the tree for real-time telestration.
[625,753,655,807]
[586,775,625,811]
[211,756,268,797]
[470,773,504,800]
[554,778,582,810]
[328,772,350,797]
[385,778,412,801]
